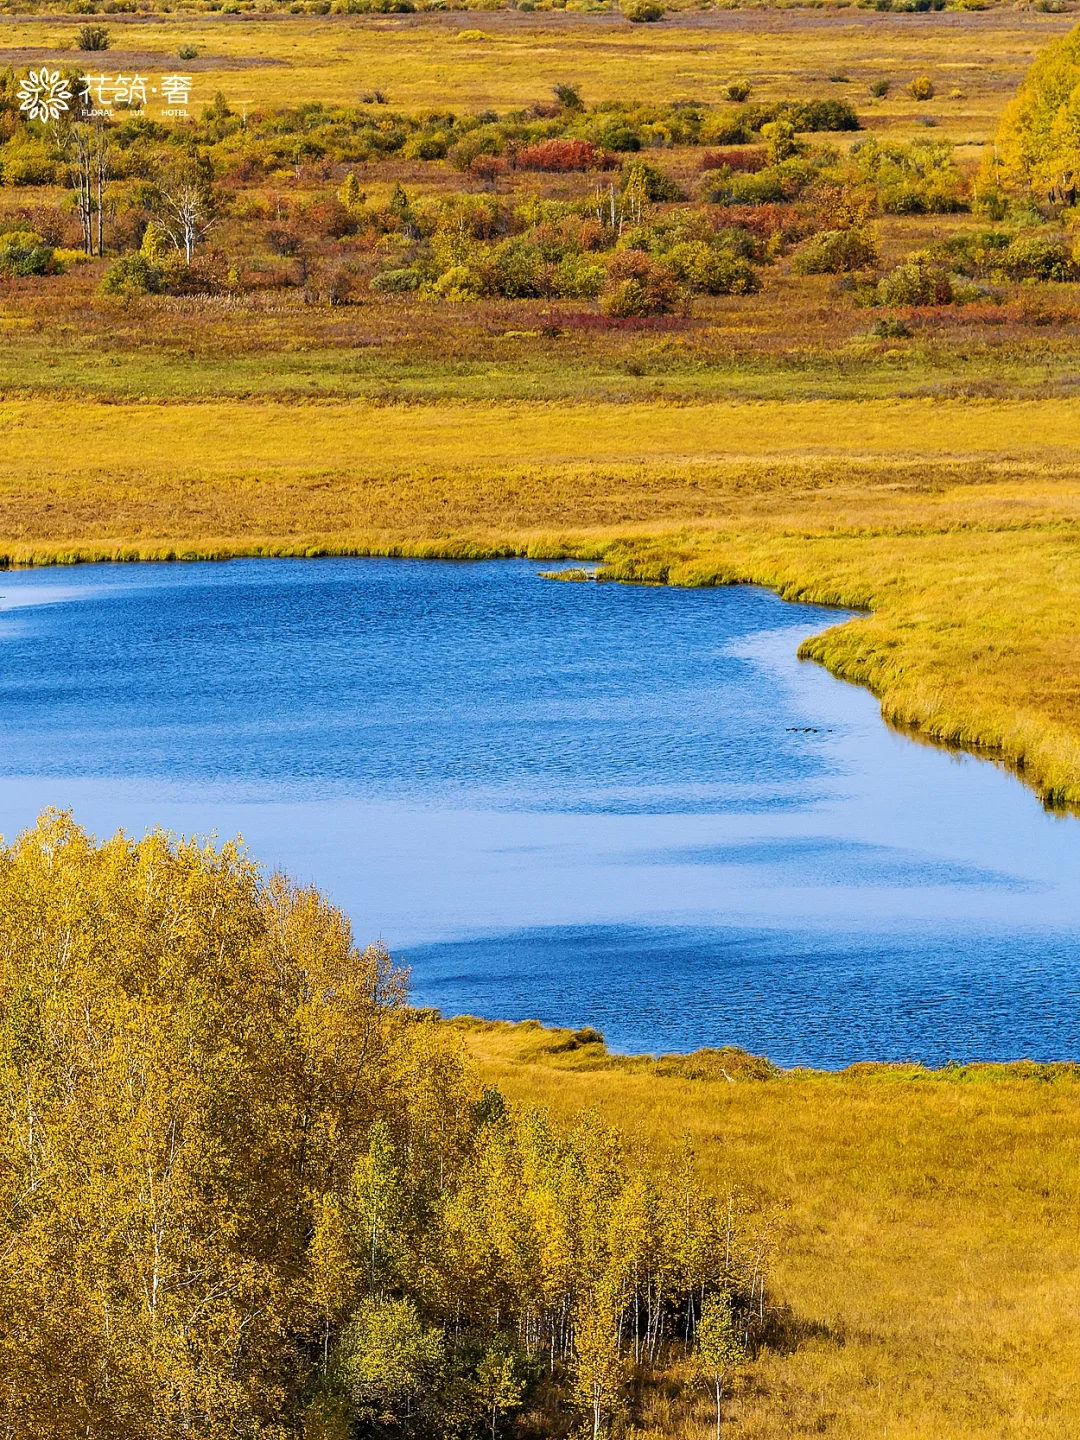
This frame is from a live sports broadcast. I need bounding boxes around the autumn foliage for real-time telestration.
[514,139,608,172]
[0,813,763,1439]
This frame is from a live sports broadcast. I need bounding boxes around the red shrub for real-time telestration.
[722,203,811,242]
[700,147,766,174]
[302,198,356,239]
[515,139,604,172]
[469,154,507,181]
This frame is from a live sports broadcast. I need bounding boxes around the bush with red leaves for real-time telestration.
[469,155,507,182]
[721,203,813,243]
[600,248,682,316]
[699,147,766,174]
[515,139,606,172]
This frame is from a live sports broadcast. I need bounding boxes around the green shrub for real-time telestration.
[0,231,59,277]
[76,23,111,48]
[793,228,879,274]
[449,130,501,173]
[620,159,682,203]
[782,98,860,133]
[178,42,199,59]
[973,186,1009,221]
[1001,235,1074,282]
[402,132,449,161]
[722,167,794,205]
[879,179,966,215]
[601,251,680,314]
[552,254,605,298]
[760,119,800,166]
[0,143,58,187]
[370,266,424,293]
[700,112,755,147]
[100,253,162,295]
[874,255,955,306]
[869,77,890,98]
[600,278,654,316]
[872,316,913,338]
[725,81,752,103]
[552,82,584,110]
[493,241,543,298]
[665,240,760,293]
[425,264,484,301]
[622,0,664,19]
[580,116,641,152]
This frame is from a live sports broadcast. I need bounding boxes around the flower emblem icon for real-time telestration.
[17,70,73,123]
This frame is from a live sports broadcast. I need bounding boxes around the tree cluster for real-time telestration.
[13,65,1072,318]
[994,22,1080,205]
[0,78,858,189]
[0,812,767,1440]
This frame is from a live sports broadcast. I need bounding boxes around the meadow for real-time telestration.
[463,1017,1080,1439]
[0,6,1060,124]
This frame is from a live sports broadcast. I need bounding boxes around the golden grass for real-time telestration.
[459,1018,1080,1439]
[17,394,1080,473]
[0,7,1068,135]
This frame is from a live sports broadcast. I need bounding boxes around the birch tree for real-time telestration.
[153,152,217,262]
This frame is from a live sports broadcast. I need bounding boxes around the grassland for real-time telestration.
[0,6,1065,129]
[462,1017,1080,1439]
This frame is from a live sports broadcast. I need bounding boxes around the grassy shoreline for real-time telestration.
[0,410,1077,807]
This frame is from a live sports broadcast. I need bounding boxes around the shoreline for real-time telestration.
[443,1013,1080,1078]
[0,522,1074,811]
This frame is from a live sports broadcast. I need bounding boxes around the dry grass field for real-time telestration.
[0,6,1067,127]
[462,1017,1080,1440]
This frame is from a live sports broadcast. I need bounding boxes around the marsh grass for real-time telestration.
[459,1017,1080,1438]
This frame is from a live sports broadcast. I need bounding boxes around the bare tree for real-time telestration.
[154,154,217,264]
[66,118,113,257]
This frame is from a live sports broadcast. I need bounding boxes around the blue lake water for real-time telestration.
[0,556,1077,1068]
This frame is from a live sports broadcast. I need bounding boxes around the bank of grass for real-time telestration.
[457,1016,1080,1438]
[1,397,1080,802]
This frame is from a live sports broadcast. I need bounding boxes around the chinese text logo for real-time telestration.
[17,70,72,123]
[81,74,193,110]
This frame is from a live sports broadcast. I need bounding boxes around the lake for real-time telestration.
[0,555,1076,1068]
